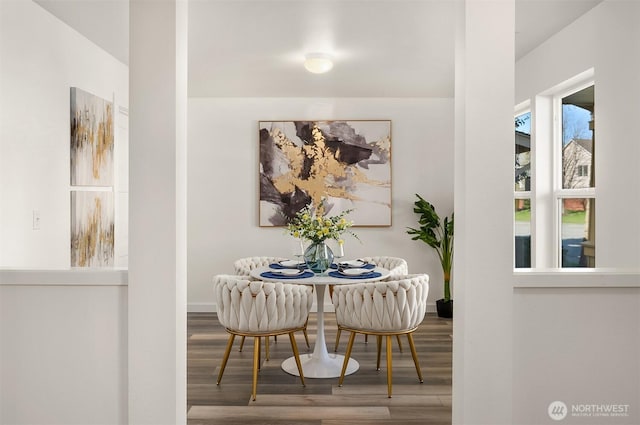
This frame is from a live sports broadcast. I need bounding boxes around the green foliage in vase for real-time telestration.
[286,202,358,244]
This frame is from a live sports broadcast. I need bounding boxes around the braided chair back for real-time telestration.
[359,256,408,277]
[213,274,313,334]
[331,274,429,333]
[233,256,287,276]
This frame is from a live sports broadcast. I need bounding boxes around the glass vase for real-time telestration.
[303,241,334,274]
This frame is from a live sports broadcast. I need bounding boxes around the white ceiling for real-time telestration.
[34,0,603,98]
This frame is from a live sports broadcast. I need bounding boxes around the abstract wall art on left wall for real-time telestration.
[71,191,114,267]
[70,87,114,186]
[70,87,115,267]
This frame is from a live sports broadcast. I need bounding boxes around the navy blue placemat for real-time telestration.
[328,271,382,279]
[261,271,314,279]
[330,262,375,270]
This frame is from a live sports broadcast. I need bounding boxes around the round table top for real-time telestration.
[249,264,390,285]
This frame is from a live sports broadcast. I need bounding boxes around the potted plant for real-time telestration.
[406,194,454,318]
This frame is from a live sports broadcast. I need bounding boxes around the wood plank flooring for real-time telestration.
[187,312,452,425]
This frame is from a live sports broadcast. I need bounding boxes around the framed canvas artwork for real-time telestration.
[71,191,114,267]
[259,120,392,226]
[70,87,114,186]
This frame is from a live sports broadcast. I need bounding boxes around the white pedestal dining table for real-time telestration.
[250,264,390,379]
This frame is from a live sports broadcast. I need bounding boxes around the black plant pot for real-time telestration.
[436,298,453,318]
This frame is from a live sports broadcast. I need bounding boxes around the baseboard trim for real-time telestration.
[187,303,216,313]
[188,302,437,314]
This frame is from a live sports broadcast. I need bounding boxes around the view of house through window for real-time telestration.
[559,85,595,267]
[514,111,531,268]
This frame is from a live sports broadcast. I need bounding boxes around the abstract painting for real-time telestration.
[70,87,114,186]
[259,120,391,226]
[71,191,114,267]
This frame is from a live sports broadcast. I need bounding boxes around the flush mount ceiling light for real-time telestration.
[304,53,334,74]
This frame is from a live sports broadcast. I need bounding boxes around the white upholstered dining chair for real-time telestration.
[213,274,313,401]
[233,256,310,352]
[233,256,287,276]
[333,256,409,352]
[358,256,409,277]
[331,274,429,398]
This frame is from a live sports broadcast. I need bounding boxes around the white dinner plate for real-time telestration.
[340,259,369,268]
[338,268,370,276]
[272,269,305,276]
[278,260,305,268]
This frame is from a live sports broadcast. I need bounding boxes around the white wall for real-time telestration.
[452,1,514,423]
[187,97,454,311]
[0,274,128,425]
[128,1,187,423]
[513,287,640,424]
[0,0,129,269]
[513,2,640,423]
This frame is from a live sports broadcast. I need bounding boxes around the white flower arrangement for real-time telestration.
[286,203,357,244]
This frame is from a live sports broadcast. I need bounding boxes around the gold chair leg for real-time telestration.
[339,332,357,387]
[396,335,403,352]
[386,335,393,398]
[217,333,235,385]
[334,328,342,352]
[288,332,306,387]
[238,335,245,352]
[252,336,260,401]
[303,328,310,349]
[303,318,310,349]
[407,333,423,383]
[365,334,369,343]
[258,336,261,370]
[376,335,382,370]
[265,336,270,361]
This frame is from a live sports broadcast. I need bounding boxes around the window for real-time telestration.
[514,75,595,269]
[560,198,594,267]
[514,111,531,268]
[576,165,589,177]
[557,84,595,267]
[561,89,594,189]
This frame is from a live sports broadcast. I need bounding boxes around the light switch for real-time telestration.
[32,210,40,230]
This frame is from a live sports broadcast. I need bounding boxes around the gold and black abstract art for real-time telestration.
[259,120,391,226]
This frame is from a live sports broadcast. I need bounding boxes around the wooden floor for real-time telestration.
[187,312,452,425]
